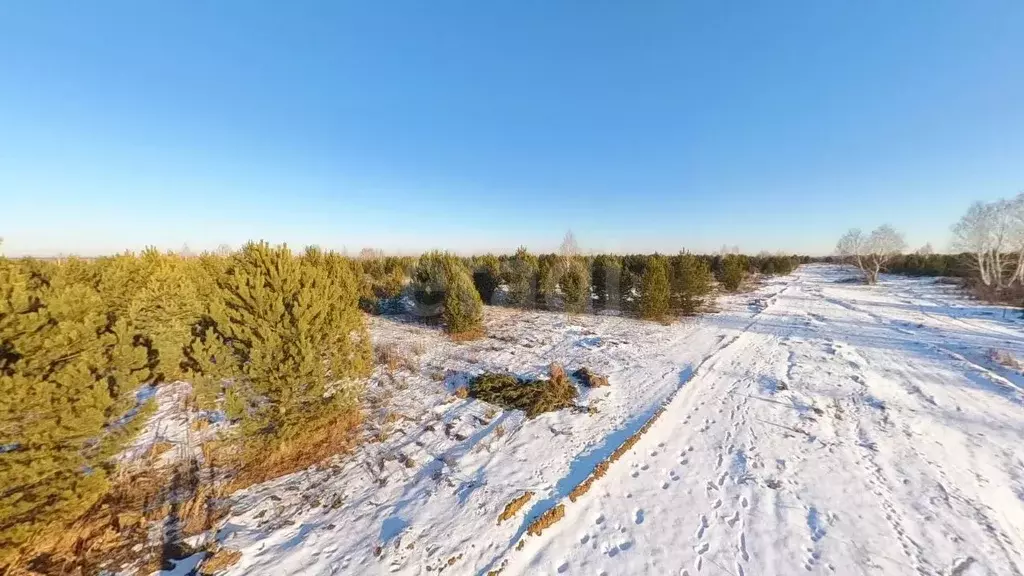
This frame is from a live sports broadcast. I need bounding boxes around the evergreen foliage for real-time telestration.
[188,241,371,447]
[590,255,622,311]
[559,258,591,314]
[0,258,152,565]
[720,254,746,292]
[412,252,485,338]
[503,247,538,308]
[471,254,501,305]
[638,256,671,322]
[671,253,714,315]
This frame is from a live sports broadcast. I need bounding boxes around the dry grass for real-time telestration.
[988,348,1022,370]
[11,451,226,576]
[198,547,241,575]
[450,328,486,342]
[526,504,565,536]
[454,386,469,399]
[497,491,534,524]
[223,411,363,493]
[374,342,419,373]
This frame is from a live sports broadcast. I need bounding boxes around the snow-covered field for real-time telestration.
[173,265,1024,576]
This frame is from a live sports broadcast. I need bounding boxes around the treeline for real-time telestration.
[0,242,802,570]
[361,249,803,322]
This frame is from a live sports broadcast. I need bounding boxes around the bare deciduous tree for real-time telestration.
[836,225,906,284]
[950,195,1024,288]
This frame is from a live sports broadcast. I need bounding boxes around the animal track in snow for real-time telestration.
[635,510,645,525]
[726,511,740,527]
[695,514,709,538]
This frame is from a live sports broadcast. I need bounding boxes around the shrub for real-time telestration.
[503,247,538,308]
[0,258,152,567]
[638,256,671,322]
[468,370,578,419]
[720,254,745,292]
[671,253,713,315]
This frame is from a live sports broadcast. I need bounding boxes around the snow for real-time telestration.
[202,265,1024,576]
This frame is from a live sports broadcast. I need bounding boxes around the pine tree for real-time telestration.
[443,261,485,338]
[0,259,151,566]
[503,247,538,308]
[413,252,484,338]
[672,252,714,315]
[190,241,371,446]
[560,258,591,314]
[590,255,621,311]
[720,254,746,292]
[638,256,671,322]
[471,254,501,305]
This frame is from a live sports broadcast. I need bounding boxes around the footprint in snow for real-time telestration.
[635,510,645,525]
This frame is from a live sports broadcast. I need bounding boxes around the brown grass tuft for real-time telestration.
[450,328,485,342]
[988,348,1022,370]
[198,547,242,575]
[454,386,469,399]
[497,491,534,524]
[526,504,565,537]
[224,411,363,493]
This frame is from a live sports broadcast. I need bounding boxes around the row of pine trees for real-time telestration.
[0,242,800,568]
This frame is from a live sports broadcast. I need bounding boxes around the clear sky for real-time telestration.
[1,1,1022,257]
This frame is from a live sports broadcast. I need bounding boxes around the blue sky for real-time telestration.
[1,1,1022,257]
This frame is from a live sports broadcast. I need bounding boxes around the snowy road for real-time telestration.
[504,267,1024,576]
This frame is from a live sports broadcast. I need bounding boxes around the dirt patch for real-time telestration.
[572,367,609,388]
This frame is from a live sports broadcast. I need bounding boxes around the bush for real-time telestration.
[671,253,713,315]
[0,258,152,567]
[638,256,671,322]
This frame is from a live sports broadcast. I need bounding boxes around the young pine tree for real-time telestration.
[503,247,538,308]
[471,254,501,305]
[443,260,485,339]
[413,252,485,338]
[191,241,371,446]
[560,258,592,314]
[638,256,671,323]
[0,259,151,566]
[672,253,714,315]
[720,254,746,292]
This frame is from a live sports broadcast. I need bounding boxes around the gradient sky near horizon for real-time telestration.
[1,2,1022,257]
